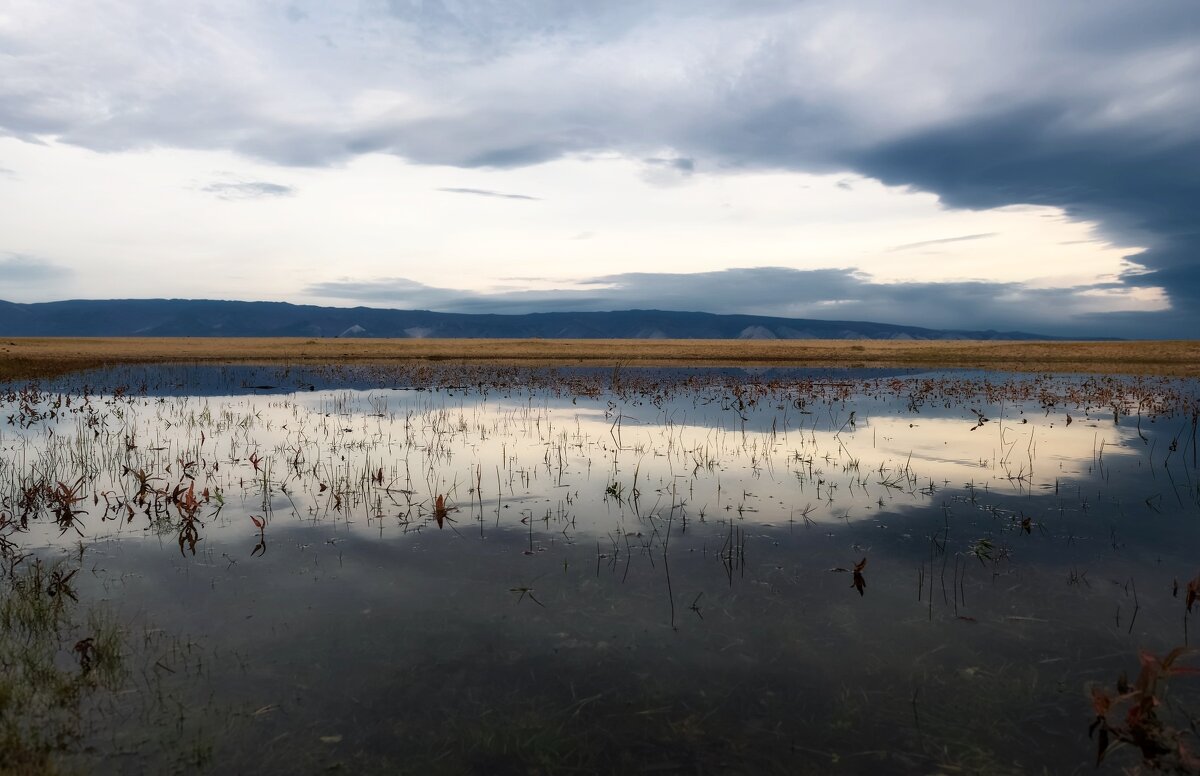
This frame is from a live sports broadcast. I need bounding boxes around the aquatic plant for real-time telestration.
[1090,647,1200,772]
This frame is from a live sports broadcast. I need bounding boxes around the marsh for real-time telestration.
[2,364,1198,773]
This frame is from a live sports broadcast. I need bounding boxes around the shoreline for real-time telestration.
[3,337,1200,381]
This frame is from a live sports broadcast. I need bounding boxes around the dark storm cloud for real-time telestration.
[849,104,1200,309]
[437,187,541,200]
[306,267,1145,337]
[201,180,295,201]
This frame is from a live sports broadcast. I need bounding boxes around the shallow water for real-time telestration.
[3,365,1199,774]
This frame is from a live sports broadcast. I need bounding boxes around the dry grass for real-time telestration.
[1,337,1199,381]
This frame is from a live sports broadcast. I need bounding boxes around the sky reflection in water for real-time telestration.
[3,366,1199,774]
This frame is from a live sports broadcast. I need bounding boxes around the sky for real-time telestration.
[1,1,1197,337]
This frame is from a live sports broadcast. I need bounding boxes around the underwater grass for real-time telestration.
[0,553,124,775]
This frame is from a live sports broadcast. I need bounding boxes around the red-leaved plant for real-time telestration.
[1090,647,1200,772]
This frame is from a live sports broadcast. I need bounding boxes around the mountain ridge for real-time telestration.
[0,298,1076,340]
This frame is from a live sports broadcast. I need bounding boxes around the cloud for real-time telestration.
[644,156,694,173]
[201,180,295,201]
[306,277,459,309]
[0,253,70,285]
[640,155,696,185]
[849,104,1200,309]
[2,2,1199,325]
[305,266,1161,337]
[887,233,996,252]
[436,187,540,200]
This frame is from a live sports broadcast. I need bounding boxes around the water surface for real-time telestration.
[3,365,1199,774]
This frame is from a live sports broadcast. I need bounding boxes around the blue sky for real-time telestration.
[1,1,1197,336]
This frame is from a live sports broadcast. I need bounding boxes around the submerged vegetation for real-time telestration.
[1,361,1199,773]
[0,549,124,774]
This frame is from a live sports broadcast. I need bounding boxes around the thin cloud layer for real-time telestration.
[202,180,295,200]
[437,187,540,200]
[0,253,70,285]
[306,267,1158,338]
[888,233,997,253]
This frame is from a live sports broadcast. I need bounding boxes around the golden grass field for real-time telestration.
[2,337,1199,381]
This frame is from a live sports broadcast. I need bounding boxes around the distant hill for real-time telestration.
[0,299,1066,340]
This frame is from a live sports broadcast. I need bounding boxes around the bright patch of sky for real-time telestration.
[0,137,1153,306]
